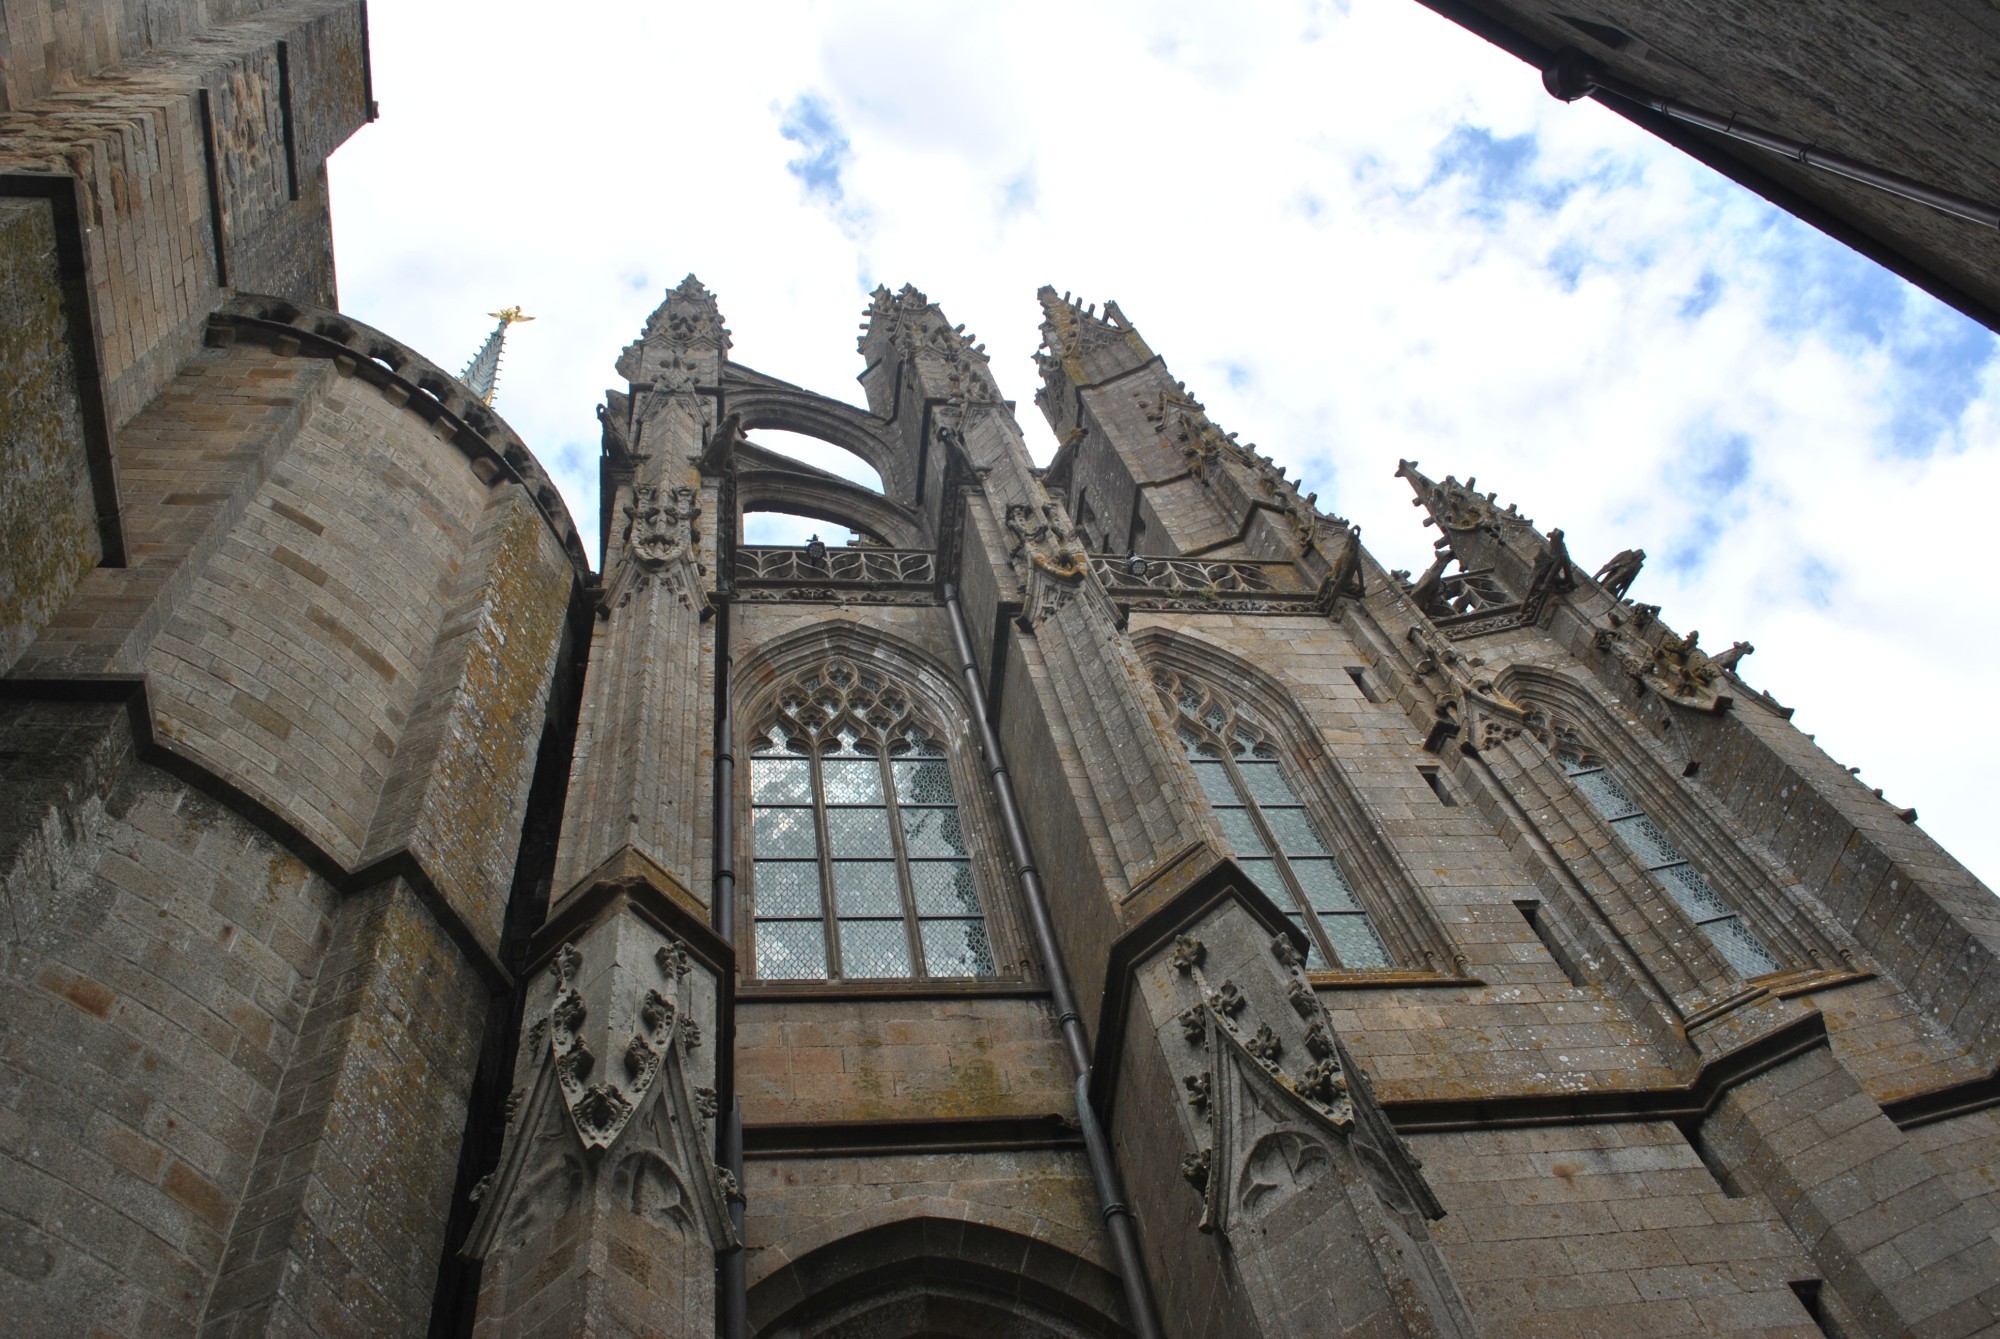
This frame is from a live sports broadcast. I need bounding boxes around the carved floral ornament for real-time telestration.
[462,929,741,1263]
[549,938,699,1153]
[1170,930,1357,1235]
[1169,929,1447,1240]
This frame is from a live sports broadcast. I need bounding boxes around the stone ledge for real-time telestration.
[207,295,593,580]
[0,672,512,989]
[743,1114,1082,1159]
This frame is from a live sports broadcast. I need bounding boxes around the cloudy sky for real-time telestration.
[328,0,2000,888]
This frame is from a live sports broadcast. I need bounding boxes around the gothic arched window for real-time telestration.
[1154,667,1392,970]
[1560,754,1781,977]
[748,657,996,981]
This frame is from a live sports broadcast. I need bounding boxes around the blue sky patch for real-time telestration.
[1425,125,1573,220]
[1797,556,1838,610]
[1678,269,1723,320]
[781,93,852,205]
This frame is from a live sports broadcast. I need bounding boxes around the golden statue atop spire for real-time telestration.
[462,306,534,405]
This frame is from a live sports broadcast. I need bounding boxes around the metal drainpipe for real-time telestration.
[1544,47,2000,229]
[713,591,748,1339]
[942,583,1166,1339]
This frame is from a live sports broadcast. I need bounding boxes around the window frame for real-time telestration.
[742,657,1003,986]
[1153,666,1396,972]
[1556,746,1788,980]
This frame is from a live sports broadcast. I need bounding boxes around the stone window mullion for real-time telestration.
[746,654,997,983]
[879,747,928,976]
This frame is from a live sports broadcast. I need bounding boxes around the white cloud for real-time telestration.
[327,0,2000,888]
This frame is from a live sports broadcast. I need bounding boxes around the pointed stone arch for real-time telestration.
[1130,625,1469,977]
[721,363,917,502]
[747,1215,1132,1339]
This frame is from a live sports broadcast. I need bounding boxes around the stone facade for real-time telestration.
[1,2,1997,1336]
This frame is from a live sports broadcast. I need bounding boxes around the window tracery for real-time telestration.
[1152,667,1392,970]
[1557,750,1781,978]
[747,657,995,981]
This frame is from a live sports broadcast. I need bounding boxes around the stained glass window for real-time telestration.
[1561,758,1780,977]
[1154,667,1392,970]
[748,658,995,981]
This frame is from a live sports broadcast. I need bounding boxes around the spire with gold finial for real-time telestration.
[461,306,535,406]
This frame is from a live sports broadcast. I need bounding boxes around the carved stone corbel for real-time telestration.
[1408,623,1533,752]
[613,483,705,610]
[1596,618,1734,712]
[1005,500,1096,627]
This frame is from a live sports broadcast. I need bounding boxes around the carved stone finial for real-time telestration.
[1271,933,1304,971]
[1299,1059,1348,1107]
[1287,979,1318,1018]
[1170,934,1207,974]
[1181,1147,1212,1193]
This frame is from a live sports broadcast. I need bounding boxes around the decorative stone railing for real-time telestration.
[1089,555,1309,598]
[734,546,936,587]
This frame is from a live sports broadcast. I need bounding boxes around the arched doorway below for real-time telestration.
[749,1217,1133,1339]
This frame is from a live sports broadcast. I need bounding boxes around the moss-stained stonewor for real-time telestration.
[0,196,97,673]
[407,493,575,950]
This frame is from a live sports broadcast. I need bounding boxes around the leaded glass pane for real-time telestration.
[893,759,955,806]
[754,861,821,917]
[1236,761,1298,807]
[919,919,995,977]
[753,807,817,857]
[1657,862,1733,923]
[1215,808,1267,856]
[1324,914,1393,969]
[750,757,812,804]
[911,861,979,915]
[822,758,884,805]
[1569,766,1642,820]
[1191,760,1237,807]
[1609,812,1684,870]
[1264,808,1328,856]
[1705,917,1781,977]
[1238,859,1286,901]
[900,807,969,857]
[831,861,901,916]
[756,920,827,979]
[1292,859,1361,913]
[827,808,894,857]
[838,920,913,977]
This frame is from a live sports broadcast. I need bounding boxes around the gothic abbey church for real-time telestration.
[3,2,1998,1337]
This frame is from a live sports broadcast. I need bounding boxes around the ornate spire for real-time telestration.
[1033,286,1151,391]
[854,283,1000,408]
[459,306,534,405]
[617,275,731,382]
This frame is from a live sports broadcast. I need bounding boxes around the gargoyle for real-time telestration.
[1594,548,1645,600]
